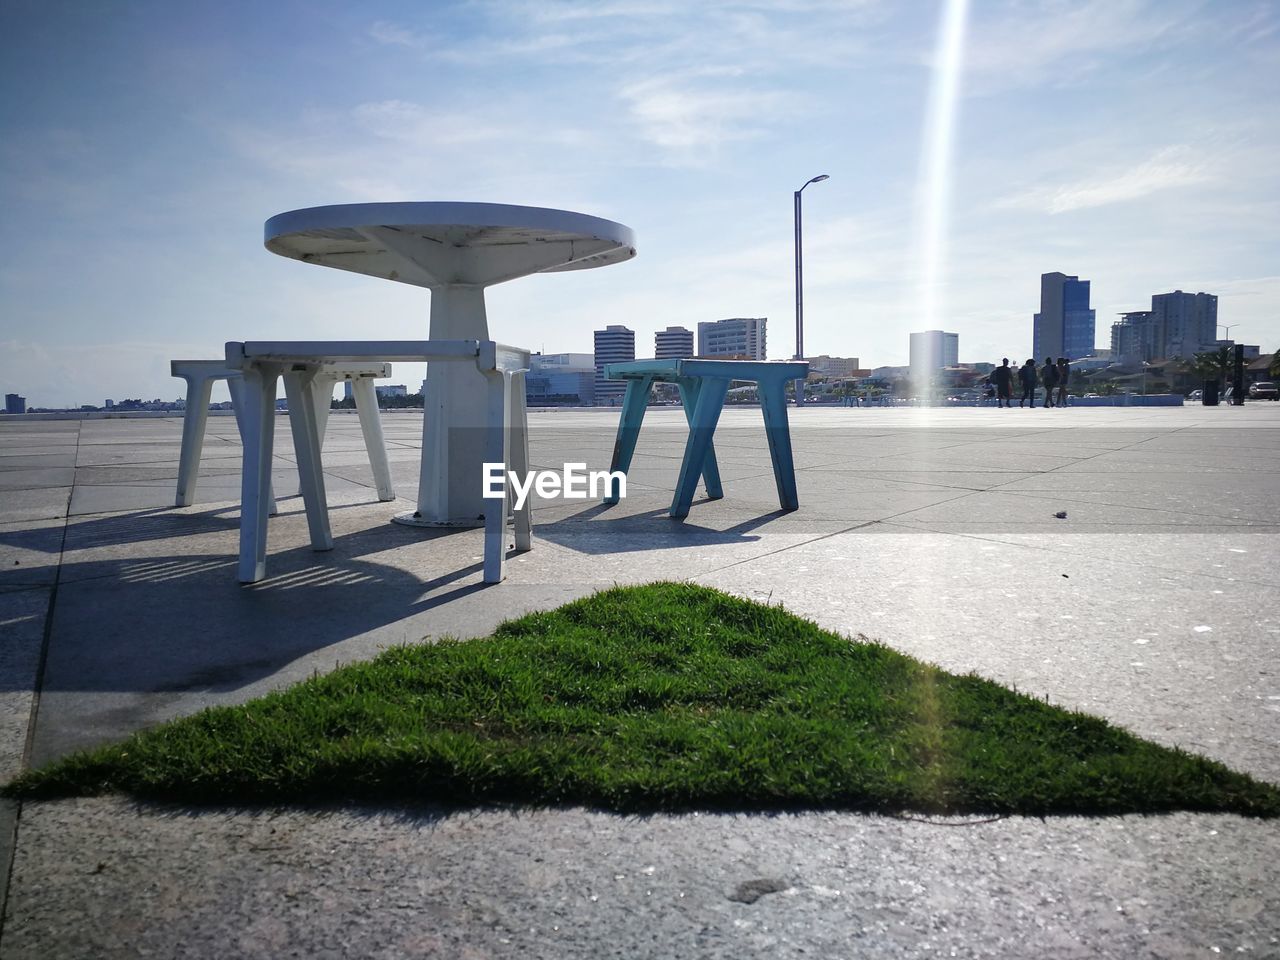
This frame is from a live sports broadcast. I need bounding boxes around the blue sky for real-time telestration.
[2,0,1277,407]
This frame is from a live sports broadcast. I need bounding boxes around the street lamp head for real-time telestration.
[810,174,830,183]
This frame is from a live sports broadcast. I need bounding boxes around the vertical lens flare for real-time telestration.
[905,0,969,629]
[914,0,970,341]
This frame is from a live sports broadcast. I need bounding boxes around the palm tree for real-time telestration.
[1191,347,1232,383]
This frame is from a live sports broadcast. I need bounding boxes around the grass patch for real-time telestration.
[6,583,1277,816]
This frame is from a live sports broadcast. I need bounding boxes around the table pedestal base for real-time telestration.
[391,511,485,529]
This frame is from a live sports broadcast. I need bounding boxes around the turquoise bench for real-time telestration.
[602,358,810,519]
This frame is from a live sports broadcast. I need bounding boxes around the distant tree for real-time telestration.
[1270,348,1280,378]
[1190,347,1232,383]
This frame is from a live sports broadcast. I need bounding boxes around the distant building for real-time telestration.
[594,325,635,405]
[909,330,958,385]
[871,365,910,381]
[697,318,766,360]
[1033,272,1096,361]
[654,326,694,359]
[1230,343,1261,360]
[805,355,861,378]
[527,353,596,406]
[1151,290,1218,359]
[104,399,115,409]
[375,384,408,398]
[1110,291,1219,361]
[4,394,25,415]
[1111,310,1157,362]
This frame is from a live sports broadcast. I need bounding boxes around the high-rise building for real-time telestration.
[4,394,25,415]
[1110,290,1218,360]
[1111,310,1157,362]
[594,325,635,405]
[654,326,694,359]
[909,330,958,385]
[1033,272,1096,361]
[697,318,766,360]
[1150,290,1217,359]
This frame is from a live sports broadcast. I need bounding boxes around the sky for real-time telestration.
[1,0,1277,407]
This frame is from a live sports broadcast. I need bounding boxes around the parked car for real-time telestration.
[1248,381,1279,400]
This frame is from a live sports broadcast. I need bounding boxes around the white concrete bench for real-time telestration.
[224,340,530,585]
[170,359,396,513]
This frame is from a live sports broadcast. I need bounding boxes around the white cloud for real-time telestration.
[962,0,1198,91]
[996,146,1213,214]
[618,68,783,159]
[368,20,429,49]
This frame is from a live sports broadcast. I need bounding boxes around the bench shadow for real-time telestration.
[532,500,786,555]
[5,503,538,764]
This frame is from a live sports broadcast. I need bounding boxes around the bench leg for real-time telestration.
[312,375,335,445]
[672,377,729,519]
[229,376,277,515]
[760,379,800,511]
[510,371,533,553]
[677,378,723,500]
[175,375,214,507]
[604,375,653,504]
[483,370,512,583]
[282,367,333,552]
[351,377,396,502]
[237,362,280,583]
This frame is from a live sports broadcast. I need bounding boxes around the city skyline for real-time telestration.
[2,1,1278,407]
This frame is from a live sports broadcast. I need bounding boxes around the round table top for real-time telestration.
[264,201,636,288]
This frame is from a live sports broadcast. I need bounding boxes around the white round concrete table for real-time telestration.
[264,202,636,526]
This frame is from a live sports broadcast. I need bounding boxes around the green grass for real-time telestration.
[6,583,1278,816]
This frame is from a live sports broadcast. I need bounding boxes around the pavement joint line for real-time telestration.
[874,519,1280,590]
[980,487,1278,525]
[693,520,881,579]
[0,422,78,950]
[0,584,58,596]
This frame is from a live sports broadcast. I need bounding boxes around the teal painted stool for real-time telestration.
[602,359,810,519]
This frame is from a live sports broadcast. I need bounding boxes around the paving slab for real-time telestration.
[1,405,1278,958]
[0,489,71,525]
[0,518,65,591]
[2,801,1276,960]
[0,468,77,491]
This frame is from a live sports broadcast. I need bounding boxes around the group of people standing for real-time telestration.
[989,357,1071,408]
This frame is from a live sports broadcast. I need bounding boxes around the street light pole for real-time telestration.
[794,174,829,406]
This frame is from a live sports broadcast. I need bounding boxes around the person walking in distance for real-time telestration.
[1056,358,1070,408]
[993,358,1014,408]
[1041,357,1059,408]
[1018,358,1037,408]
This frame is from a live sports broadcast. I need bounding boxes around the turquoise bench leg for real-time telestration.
[671,377,729,519]
[759,377,799,511]
[604,375,654,504]
[677,377,722,500]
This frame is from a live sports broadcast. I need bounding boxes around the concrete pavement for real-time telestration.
[1,404,1277,958]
